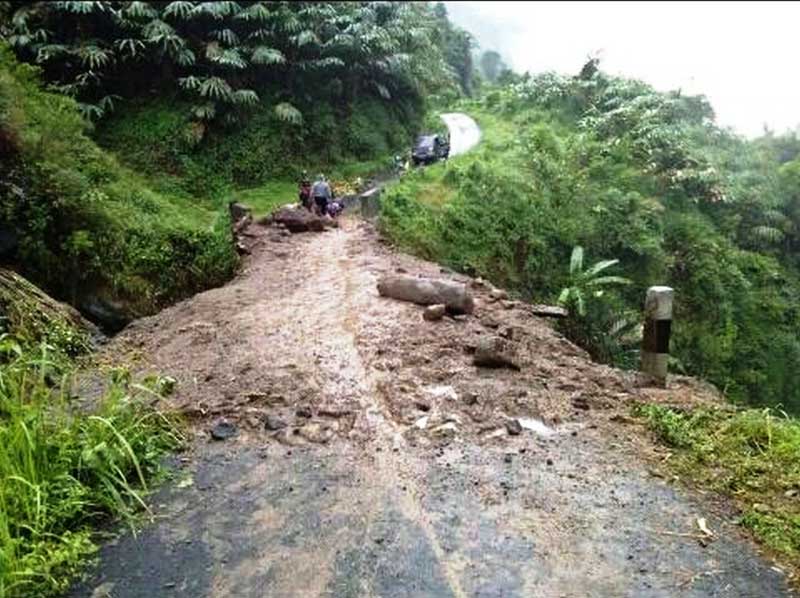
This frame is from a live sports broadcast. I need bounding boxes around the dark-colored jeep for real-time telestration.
[411,133,450,166]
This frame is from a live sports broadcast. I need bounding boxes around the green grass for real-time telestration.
[232,157,394,219]
[233,180,297,218]
[0,338,183,597]
[634,403,800,575]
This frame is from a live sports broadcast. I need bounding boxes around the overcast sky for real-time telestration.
[444,1,800,138]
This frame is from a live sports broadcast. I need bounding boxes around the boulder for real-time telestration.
[423,304,446,321]
[377,275,474,314]
[268,207,326,233]
[473,336,521,370]
[229,202,251,222]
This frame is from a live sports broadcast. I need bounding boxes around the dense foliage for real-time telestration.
[0,44,237,323]
[381,67,800,413]
[0,336,182,597]
[1,1,457,125]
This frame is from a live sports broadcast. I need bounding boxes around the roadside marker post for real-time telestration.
[641,286,673,387]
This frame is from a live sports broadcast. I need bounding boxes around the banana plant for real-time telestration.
[558,245,631,316]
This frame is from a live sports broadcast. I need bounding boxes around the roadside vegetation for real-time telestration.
[634,403,800,578]
[0,329,182,598]
[381,69,800,415]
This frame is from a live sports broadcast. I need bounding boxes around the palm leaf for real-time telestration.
[274,102,302,124]
[251,46,284,65]
[586,275,631,287]
[583,258,619,277]
[569,246,584,275]
[163,1,195,19]
[231,89,258,105]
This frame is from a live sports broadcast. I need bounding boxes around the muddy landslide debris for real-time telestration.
[376,275,474,314]
[423,304,447,321]
[210,420,238,441]
[473,336,521,370]
[264,206,337,233]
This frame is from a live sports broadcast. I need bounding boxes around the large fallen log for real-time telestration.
[0,268,100,351]
[376,275,475,314]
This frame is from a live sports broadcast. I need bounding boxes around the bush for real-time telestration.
[0,45,237,318]
[0,338,182,597]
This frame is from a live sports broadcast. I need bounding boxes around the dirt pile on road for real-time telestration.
[107,216,719,449]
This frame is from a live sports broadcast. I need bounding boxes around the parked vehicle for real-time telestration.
[411,133,450,166]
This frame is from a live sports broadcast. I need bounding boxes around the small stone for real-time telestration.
[414,400,431,412]
[474,336,521,370]
[396,267,408,273]
[296,406,313,418]
[210,420,237,441]
[785,489,798,498]
[546,458,554,466]
[572,396,590,410]
[423,304,446,321]
[489,288,509,301]
[463,391,478,406]
[505,419,523,436]
[298,423,332,444]
[264,415,288,431]
[504,454,513,464]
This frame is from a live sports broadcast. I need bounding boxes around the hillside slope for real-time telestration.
[380,75,800,414]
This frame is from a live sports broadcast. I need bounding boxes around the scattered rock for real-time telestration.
[785,489,799,498]
[229,202,251,223]
[298,423,332,444]
[546,457,554,466]
[377,275,475,314]
[480,315,500,329]
[267,207,328,233]
[395,267,408,274]
[504,453,513,464]
[423,304,447,321]
[463,391,479,406]
[296,406,313,418]
[473,336,521,370]
[471,277,488,289]
[264,414,288,431]
[210,420,237,441]
[505,419,523,436]
[489,288,509,301]
[572,396,590,411]
[530,304,568,319]
[432,422,458,438]
[318,407,351,418]
[414,400,431,412]
[501,300,517,310]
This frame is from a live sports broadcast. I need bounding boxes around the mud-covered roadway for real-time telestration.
[71,216,790,598]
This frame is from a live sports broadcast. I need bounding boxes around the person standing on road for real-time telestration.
[298,170,312,211]
[311,174,332,216]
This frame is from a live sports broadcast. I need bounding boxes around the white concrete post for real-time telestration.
[641,286,673,387]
